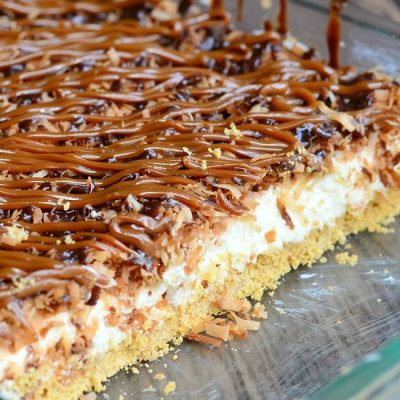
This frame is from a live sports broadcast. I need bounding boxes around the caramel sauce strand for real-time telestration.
[277,0,288,35]
[237,0,244,22]
[327,0,347,68]
[211,0,224,12]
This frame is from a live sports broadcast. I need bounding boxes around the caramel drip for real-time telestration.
[210,0,224,12]
[327,0,347,68]
[277,0,288,35]
[0,0,398,329]
[237,0,243,22]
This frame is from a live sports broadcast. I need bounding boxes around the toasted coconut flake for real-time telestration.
[191,315,213,333]
[185,332,222,347]
[86,250,110,264]
[374,89,390,104]
[68,281,81,306]
[191,321,205,334]
[277,198,295,230]
[31,170,48,178]
[59,121,70,132]
[32,207,43,224]
[102,209,117,223]
[318,101,359,132]
[152,8,174,21]
[250,104,269,113]
[0,170,10,181]
[229,327,249,340]
[59,331,72,357]
[231,312,261,331]
[171,204,193,234]
[252,303,268,319]
[216,297,251,312]
[142,108,150,118]
[213,183,242,200]
[40,118,59,133]
[107,47,120,66]
[204,321,230,341]
[126,194,142,212]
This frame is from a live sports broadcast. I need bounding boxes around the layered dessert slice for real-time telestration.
[0,0,399,399]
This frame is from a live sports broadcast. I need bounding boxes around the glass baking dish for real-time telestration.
[99,1,400,399]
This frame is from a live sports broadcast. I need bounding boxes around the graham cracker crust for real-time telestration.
[6,189,400,400]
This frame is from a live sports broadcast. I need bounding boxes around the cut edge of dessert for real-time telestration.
[0,1,399,399]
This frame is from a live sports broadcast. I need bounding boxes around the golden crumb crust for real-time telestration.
[3,189,400,400]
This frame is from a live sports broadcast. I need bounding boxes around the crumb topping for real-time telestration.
[335,251,359,266]
[163,381,176,396]
[0,225,29,246]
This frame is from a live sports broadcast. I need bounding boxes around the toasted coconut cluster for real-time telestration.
[186,298,268,346]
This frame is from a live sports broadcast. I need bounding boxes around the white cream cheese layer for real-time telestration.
[162,146,385,306]
[0,146,389,396]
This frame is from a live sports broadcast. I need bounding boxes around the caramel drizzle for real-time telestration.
[277,0,288,35]
[0,1,398,316]
[237,0,244,22]
[0,0,161,16]
[327,0,347,68]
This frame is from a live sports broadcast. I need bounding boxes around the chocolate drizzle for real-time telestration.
[0,0,398,343]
